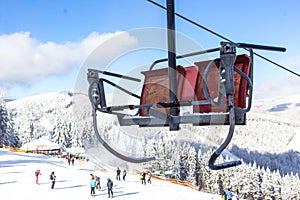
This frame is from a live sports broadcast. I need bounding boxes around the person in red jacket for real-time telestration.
[67,157,71,166]
[35,169,41,184]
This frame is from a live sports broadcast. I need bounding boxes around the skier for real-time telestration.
[147,173,152,184]
[221,191,227,200]
[107,178,113,198]
[122,169,127,181]
[90,177,96,197]
[35,169,41,184]
[225,188,233,200]
[141,172,146,185]
[67,157,71,166]
[50,171,56,189]
[236,189,240,200]
[95,176,101,190]
[116,168,121,181]
[90,173,95,180]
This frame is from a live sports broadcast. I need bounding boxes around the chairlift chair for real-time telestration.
[87,0,286,170]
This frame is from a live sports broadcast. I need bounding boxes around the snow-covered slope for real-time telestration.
[7,91,78,141]
[0,149,219,200]
[251,94,300,122]
[251,95,300,156]
[6,91,300,175]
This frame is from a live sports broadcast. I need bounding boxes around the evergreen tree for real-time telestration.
[261,167,275,199]
[186,145,197,185]
[272,170,282,200]
[201,150,214,193]
[52,118,71,150]
[197,149,205,191]
[29,122,34,141]
[0,96,20,147]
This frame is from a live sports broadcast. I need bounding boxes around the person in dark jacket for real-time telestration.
[50,171,56,189]
[236,189,240,200]
[141,172,146,185]
[95,176,101,190]
[107,178,113,198]
[221,191,227,200]
[116,168,121,181]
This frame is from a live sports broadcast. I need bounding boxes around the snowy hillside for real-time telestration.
[7,91,79,142]
[4,91,300,199]
[6,91,300,172]
[251,94,300,122]
[0,148,219,200]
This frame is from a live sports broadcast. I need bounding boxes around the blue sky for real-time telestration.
[0,0,300,100]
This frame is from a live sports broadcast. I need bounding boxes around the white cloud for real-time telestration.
[0,31,138,98]
[0,31,136,84]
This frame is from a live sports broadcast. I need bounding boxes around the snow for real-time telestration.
[20,138,60,151]
[289,133,300,153]
[0,149,220,200]
[65,147,86,154]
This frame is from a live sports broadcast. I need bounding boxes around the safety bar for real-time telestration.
[149,47,220,70]
[88,69,141,82]
[221,42,286,52]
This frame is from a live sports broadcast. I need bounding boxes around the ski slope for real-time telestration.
[0,149,219,200]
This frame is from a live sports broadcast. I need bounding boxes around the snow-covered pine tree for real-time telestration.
[272,169,282,200]
[186,145,197,185]
[0,95,20,147]
[201,149,215,193]
[215,173,224,195]
[70,129,82,148]
[197,149,205,191]
[282,172,300,199]
[261,166,275,199]
[52,118,71,150]
[176,143,188,181]
[243,162,260,199]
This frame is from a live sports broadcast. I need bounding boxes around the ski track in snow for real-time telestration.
[0,149,220,200]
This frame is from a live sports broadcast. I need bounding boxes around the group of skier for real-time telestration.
[34,169,56,189]
[90,173,113,198]
[34,168,114,198]
[140,171,152,185]
[35,168,238,199]
[116,168,127,181]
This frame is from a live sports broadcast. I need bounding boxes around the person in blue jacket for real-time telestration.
[90,177,97,197]
[225,188,233,200]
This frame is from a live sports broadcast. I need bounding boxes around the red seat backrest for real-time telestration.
[139,66,184,116]
[139,54,251,116]
[193,54,251,113]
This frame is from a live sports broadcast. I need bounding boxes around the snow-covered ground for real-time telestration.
[0,149,220,200]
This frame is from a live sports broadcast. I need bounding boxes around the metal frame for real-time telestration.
[87,0,286,169]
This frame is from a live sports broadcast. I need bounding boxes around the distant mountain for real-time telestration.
[251,94,300,122]
[4,99,16,103]
[6,91,300,175]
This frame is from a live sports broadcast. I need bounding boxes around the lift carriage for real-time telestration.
[87,0,286,170]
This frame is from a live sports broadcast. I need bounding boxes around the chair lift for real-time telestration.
[87,0,286,170]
